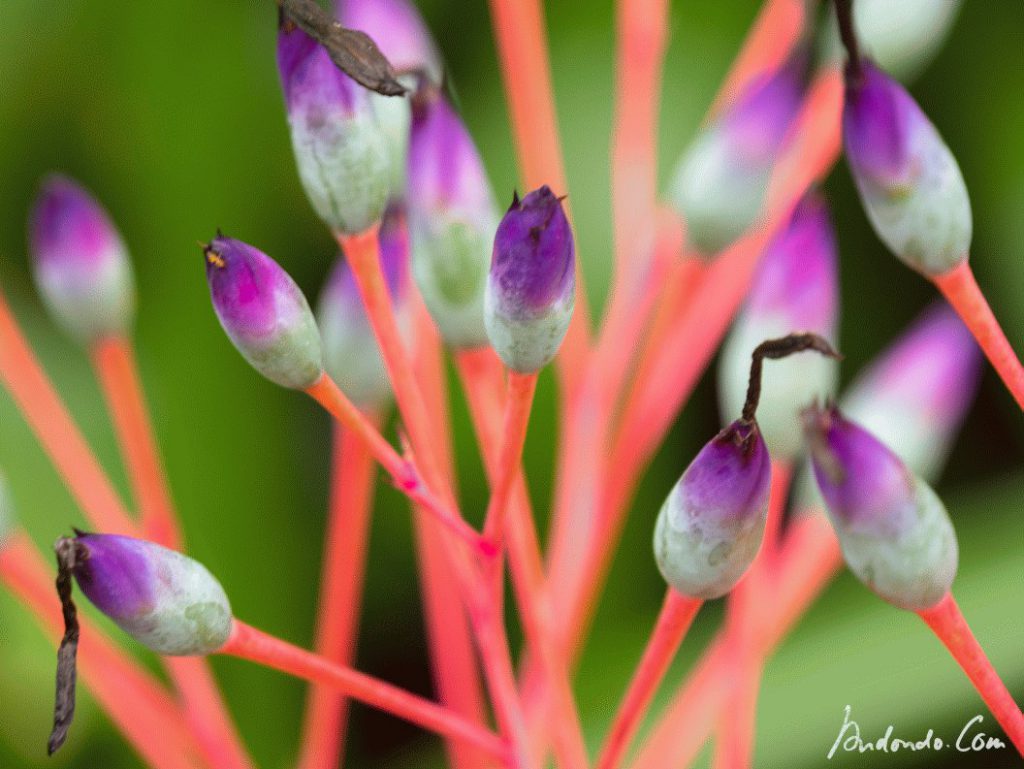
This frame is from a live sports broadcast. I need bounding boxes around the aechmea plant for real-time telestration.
[337,0,442,197]
[484,186,575,373]
[407,84,499,349]
[718,194,840,459]
[27,175,135,344]
[277,17,391,234]
[656,334,837,599]
[841,59,971,277]
[203,235,324,390]
[668,51,805,257]
[318,203,410,410]
[0,471,13,546]
[804,404,958,611]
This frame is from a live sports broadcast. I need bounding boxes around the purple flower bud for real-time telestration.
[669,53,805,257]
[804,405,957,610]
[277,22,390,234]
[204,235,323,390]
[843,60,971,276]
[484,187,575,372]
[718,195,840,459]
[653,420,771,599]
[337,0,442,83]
[28,175,135,343]
[318,202,410,409]
[842,303,980,480]
[69,533,232,655]
[407,88,498,348]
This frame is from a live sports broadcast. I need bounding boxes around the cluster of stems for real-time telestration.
[1,1,1023,769]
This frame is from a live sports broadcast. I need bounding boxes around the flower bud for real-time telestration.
[654,420,771,599]
[318,203,409,409]
[204,235,323,390]
[407,88,498,348]
[669,54,805,257]
[842,60,971,276]
[338,0,442,197]
[0,471,14,547]
[68,533,232,655]
[804,405,958,611]
[842,303,981,481]
[823,0,962,82]
[718,195,839,459]
[485,187,575,372]
[278,20,390,234]
[28,175,135,344]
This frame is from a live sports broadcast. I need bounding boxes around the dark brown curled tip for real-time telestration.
[279,0,408,97]
[741,333,841,424]
[48,536,86,755]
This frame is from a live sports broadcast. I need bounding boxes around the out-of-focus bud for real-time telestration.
[822,0,962,83]
[318,203,409,410]
[408,87,499,349]
[718,195,839,459]
[0,471,14,547]
[67,533,232,655]
[203,235,323,390]
[337,0,442,197]
[843,303,981,481]
[804,405,958,611]
[668,54,805,257]
[842,60,971,277]
[485,186,575,372]
[28,175,135,344]
[654,420,771,599]
[278,20,390,234]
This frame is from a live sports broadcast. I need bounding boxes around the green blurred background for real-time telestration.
[1,1,1023,767]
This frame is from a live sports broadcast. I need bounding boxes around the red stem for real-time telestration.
[932,262,1024,411]
[339,226,532,768]
[304,374,493,556]
[917,593,1024,755]
[595,590,703,769]
[219,620,508,760]
[0,531,203,769]
[0,289,136,535]
[90,336,182,549]
[296,424,377,769]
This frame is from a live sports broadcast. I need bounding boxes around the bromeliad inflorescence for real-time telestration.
[0,0,1022,768]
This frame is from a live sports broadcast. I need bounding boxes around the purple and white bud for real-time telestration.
[68,533,232,655]
[824,0,962,82]
[204,235,323,390]
[843,60,971,276]
[278,21,390,234]
[805,405,958,611]
[318,203,410,409]
[337,0,442,197]
[484,186,575,372]
[668,54,805,257]
[28,175,135,344]
[718,195,839,459]
[407,88,499,348]
[654,420,772,599]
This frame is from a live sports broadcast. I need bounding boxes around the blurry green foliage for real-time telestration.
[1,1,1022,768]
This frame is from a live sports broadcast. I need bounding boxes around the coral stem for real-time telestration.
[595,590,702,769]
[0,289,136,535]
[220,620,508,760]
[90,336,181,550]
[932,262,1024,411]
[917,593,1024,755]
[296,424,377,769]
